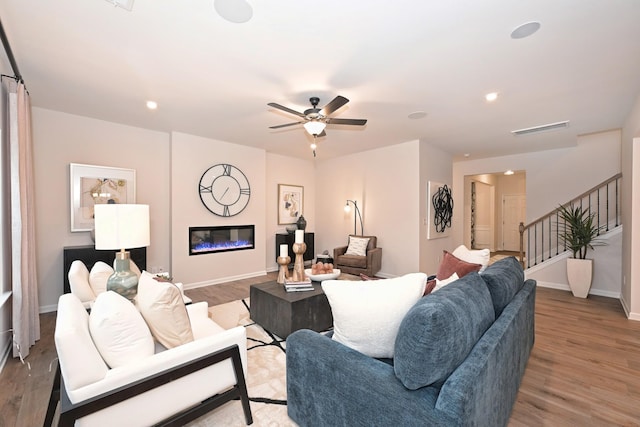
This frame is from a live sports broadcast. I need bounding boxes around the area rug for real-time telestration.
[186,298,297,427]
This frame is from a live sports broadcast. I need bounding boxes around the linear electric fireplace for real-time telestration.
[189,225,255,256]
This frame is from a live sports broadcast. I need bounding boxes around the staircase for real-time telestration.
[518,173,622,269]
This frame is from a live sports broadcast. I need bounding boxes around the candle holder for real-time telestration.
[276,256,291,284]
[291,242,307,282]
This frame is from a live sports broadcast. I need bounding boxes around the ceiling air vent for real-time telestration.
[511,120,569,136]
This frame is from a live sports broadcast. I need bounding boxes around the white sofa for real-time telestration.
[67,259,192,308]
[45,290,252,426]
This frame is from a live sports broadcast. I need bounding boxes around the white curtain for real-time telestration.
[6,78,40,358]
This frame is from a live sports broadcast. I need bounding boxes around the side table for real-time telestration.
[249,280,332,339]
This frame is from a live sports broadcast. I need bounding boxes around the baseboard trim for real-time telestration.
[535,280,570,291]
[374,271,395,279]
[39,303,58,314]
[535,281,621,299]
[183,270,268,290]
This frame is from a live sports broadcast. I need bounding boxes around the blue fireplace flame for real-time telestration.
[192,240,252,253]
[189,225,255,256]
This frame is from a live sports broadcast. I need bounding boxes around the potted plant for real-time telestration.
[557,203,606,298]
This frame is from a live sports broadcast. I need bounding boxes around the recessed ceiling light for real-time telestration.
[485,92,498,102]
[214,0,253,23]
[146,101,158,110]
[511,21,541,39]
[408,111,427,120]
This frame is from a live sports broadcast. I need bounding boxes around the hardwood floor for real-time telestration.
[509,287,640,426]
[1,275,639,426]
[182,271,277,307]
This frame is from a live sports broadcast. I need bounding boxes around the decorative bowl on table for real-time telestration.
[305,269,341,282]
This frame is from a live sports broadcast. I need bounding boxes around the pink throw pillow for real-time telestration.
[436,251,482,280]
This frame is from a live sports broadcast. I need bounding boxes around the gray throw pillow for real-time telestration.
[480,256,524,317]
[394,273,495,390]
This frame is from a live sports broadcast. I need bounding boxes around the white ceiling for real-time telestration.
[2,0,640,160]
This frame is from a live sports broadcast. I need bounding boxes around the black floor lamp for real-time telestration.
[344,200,364,236]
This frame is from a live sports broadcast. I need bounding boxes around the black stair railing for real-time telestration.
[518,173,622,269]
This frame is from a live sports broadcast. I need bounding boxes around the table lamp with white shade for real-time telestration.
[94,204,150,301]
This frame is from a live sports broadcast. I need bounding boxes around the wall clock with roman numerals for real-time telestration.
[198,164,251,217]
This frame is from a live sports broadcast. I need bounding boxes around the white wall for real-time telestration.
[454,129,622,297]
[526,227,622,298]
[0,56,14,366]
[29,110,319,308]
[316,141,421,277]
[265,153,316,271]
[419,142,453,274]
[621,90,640,319]
[25,104,637,317]
[453,130,621,240]
[170,132,266,286]
[32,108,171,311]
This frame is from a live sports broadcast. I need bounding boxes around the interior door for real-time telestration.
[502,194,526,251]
[473,182,494,250]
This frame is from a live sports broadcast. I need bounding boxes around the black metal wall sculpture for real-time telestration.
[432,184,454,233]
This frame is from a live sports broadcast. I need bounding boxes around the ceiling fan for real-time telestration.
[267,96,367,137]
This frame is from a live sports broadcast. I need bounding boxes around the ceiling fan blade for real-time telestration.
[268,102,305,118]
[269,121,303,129]
[318,130,327,137]
[326,118,367,126]
[320,95,349,116]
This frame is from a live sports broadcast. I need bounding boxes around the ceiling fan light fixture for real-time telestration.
[303,121,326,136]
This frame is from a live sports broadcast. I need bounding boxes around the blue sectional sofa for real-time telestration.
[286,256,535,427]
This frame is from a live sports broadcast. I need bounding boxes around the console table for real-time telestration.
[275,232,314,264]
[62,245,147,294]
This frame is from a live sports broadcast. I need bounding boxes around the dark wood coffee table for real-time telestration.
[249,280,333,339]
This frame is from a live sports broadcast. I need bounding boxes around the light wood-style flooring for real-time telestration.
[1,273,639,426]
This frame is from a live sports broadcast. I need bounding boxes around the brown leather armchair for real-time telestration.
[333,235,382,277]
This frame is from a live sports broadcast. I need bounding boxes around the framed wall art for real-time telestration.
[70,163,136,232]
[278,184,303,225]
[427,181,453,240]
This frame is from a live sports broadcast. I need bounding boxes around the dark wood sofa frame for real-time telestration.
[44,344,253,427]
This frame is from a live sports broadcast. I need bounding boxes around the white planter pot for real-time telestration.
[566,258,593,298]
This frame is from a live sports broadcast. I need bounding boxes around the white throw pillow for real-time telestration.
[345,236,370,256]
[433,272,459,293]
[68,260,96,303]
[452,245,490,272]
[89,291,154,368]
[322,273,427,358]
[137,271,194,349]
[89,261,114,296]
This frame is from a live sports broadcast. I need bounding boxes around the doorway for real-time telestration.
[465,171,526,252]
